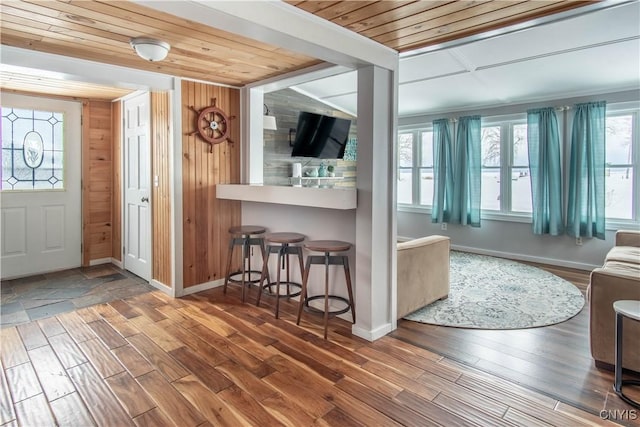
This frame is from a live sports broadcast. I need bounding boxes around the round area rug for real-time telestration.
[403,251,585,329]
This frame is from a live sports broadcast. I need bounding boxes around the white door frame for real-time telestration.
[121,91,152,282]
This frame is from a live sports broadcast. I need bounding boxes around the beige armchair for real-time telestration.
[589,230,640,372]
[397,235,450,319]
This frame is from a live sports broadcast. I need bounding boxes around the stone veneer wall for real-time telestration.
[264,89,356,187]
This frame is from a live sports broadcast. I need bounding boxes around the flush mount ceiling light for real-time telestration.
[130,37,171,62]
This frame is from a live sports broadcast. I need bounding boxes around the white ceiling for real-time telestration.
[291,1,640,118]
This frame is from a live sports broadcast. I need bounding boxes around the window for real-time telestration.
[480,119,532,215]
[2,107,65,190]
[605,112,637,221]
[397,129,433,206]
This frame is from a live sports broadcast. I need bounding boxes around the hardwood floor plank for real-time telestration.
[67,362,134,427]
[319,407,365,427]
[78,337,125,378]
[37,316,67,337]
[5,361,41,403]
[393,389,477,427]
[126,333,189,382]
[0,327,29,368]
[49,392,96,427]
[189,324,273,378]
[432,392,514,427]
[172,375,247,427]
[555,401,621,427]
[105,371,156,418]
[48,332,88,369]
[162,322,229,366]
[217,384,285,427]
[88,318,128,349]
[111,344,155,378]
[132,407,175,427]
[129,318,184,352]
[16,322,47,350]
[214,359,279,401]
[262,369,335,419]
[357,346,425,379]
[108,299,141,319]
[0,361,17,425]
[77,306,102,323]
[28,345,75,401]
[14,393,55,427]
[136,370,205,427]
[106,316,141,338]
[324,385,404,427]
[271,340,343,382]
[178,305,237,337]
[332,359,403,398]
[335,376,433,427]
[58,311,97,343]
[226,331,280,362]
[361,359,440,402]
[131,302,167,323]
[155,305,200,328]
[503,407,553,427]
[168,346,233,393]
[201,303,277,346]
[260,393,318,426]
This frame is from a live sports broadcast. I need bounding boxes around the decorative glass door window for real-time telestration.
[1,107,65,190]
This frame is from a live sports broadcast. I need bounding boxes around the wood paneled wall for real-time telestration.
[181,81,241,288]
[111,101,122,262]
[81,101,113,265]
[151,92,172,286]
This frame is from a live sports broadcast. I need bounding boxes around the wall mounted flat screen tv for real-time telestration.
[291,111,351,159]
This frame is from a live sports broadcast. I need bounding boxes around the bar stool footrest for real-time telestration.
[615,379,640,409]
[262,282,302,298]
[303,295,351,316]
[228,270,263,284]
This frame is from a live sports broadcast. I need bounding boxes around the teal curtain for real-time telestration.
[451,115,482,227]
[567,101,606,240]
[431,119,454,223]
[527,108,564,235]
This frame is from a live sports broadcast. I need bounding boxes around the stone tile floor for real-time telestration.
[0,264,155,328]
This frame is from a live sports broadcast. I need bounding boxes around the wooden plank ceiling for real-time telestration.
[0,0,592,99]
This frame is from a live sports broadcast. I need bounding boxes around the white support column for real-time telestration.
[240,87,265,184]
[353,65,398,341]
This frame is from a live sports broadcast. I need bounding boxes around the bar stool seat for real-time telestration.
[256,232,305,318]
[223,225,268,303]
[296,240,355,339]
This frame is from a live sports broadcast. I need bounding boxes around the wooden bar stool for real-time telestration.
[223,225,268,303]
[256,232,305,318]
[296,240,355,339]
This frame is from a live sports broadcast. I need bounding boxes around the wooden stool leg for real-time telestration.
[323,252,330,340]
[223,238,235,295]
[296,257,312,325]
[343,256,356,324]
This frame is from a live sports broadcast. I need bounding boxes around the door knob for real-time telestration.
[141,197,149,203]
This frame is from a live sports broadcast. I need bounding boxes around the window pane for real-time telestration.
[419,168,434,205]
[481,126,501,167]
[1,107,65,190]
[481,169,500,211]
[513,124,529,167]
[420,131,433,167]
[511,167,532,213]
[606,167,633,219]
[397,169,413,204]
[398,133,413,167]
[606,115,633,165]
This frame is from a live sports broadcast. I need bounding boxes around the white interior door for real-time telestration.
[1,94,82,279]
[123,92,151,281]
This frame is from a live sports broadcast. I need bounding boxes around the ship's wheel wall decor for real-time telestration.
[188,97,236,152]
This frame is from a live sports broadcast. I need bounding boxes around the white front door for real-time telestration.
[1,94,82,279]
[123,92,151,281]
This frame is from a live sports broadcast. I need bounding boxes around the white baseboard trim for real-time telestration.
[150,279,175,297]
[89,258,112,266]
[180,278,225,296]
[451,244,599,271]
[352,323,393,342]
[111,258,123,269]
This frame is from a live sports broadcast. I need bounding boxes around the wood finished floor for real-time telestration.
[1,270,639,427]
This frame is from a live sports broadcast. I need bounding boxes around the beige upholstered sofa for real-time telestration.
[397,235,450,319]
[588,230,640,372]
